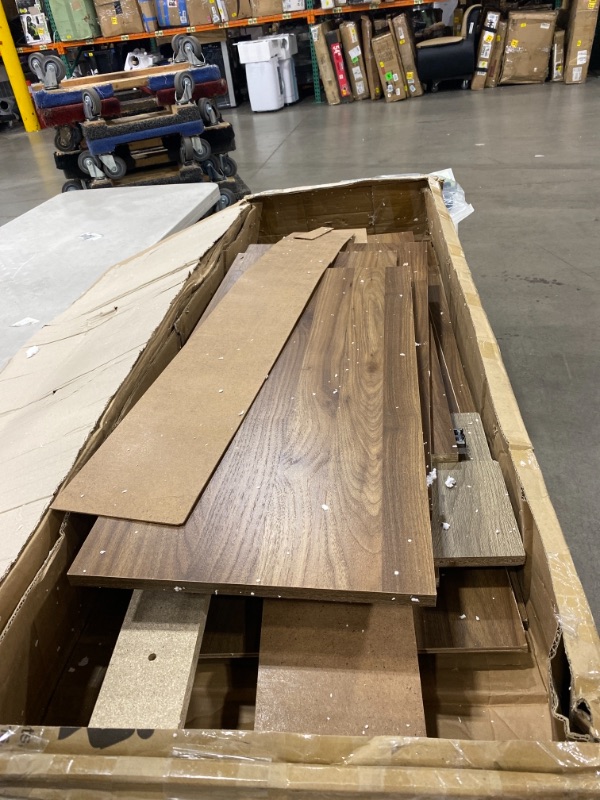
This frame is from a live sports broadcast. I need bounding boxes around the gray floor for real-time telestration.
[1,80,599,626]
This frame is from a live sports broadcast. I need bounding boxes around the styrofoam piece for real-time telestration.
[0,183,220,368]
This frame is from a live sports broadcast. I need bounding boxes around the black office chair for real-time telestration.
[416,4,483,92]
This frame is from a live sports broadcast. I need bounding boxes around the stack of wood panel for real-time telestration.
[53,227,527,734]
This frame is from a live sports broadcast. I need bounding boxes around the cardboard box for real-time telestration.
[250,0,281,16]
[187,0,219,25]
[282,0,303,10]
[564,0,599,83]
[361,15,382,100]
[485,19,507,88]
[19,6,52,44]
[138,0,158,31]
[155,0,188,27]
[0,176,599,794]
[326,28,354,102]
[310,22,341,105]
[45,0,101,40]
[371,31,407,102]
[552,28,565,81]
[339,20,369,100]
[471,10,501,90]
[94,0,145,36]
[389,13,422,97]
[499,10,557,84]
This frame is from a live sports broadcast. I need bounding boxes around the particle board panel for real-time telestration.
[432,462,526,567]
[202,245,272,319]
[69,261,436,604]
[89,591,209,729]
[414,568,528,653]
[452,412,491,461]
[431,328,459,463]
[53,229,352,526]
[255,600,426,736]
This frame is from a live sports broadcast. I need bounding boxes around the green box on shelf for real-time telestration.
[46,0,101,40]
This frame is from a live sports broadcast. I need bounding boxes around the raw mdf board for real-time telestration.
[429,278,475,414]
[431,328,459,463]
[69,262,436,604]
[432,461,526,567]
[53,229,352,526]
[255,600,426,736]
[367,232,415,243]
[89,591,209,729]
[452,412,491,461]
[202,244,272,319]
[414,568,528,653]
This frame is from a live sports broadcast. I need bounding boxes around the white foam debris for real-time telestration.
[394,570,399,576]
[445,476,457,488]
[441,522,450,531]
[174,586,184,592]
[410,597,420,603]
[12,317,39,327]
[426,468,438,487]
[26,346,39,358]
[459,614,467,620]
[475,616,480,621]
[322,504,329,511]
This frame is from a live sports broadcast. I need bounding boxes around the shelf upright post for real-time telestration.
[0,0,40,131]
[306,0,322,104]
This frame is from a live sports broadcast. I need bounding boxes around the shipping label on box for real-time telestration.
[371,31,406,102]
[389,14,422,97]
[471,10,501,90]
[340,21,369,100]
[282,0,304,10]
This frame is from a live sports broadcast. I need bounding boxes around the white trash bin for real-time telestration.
[236,35,298,112]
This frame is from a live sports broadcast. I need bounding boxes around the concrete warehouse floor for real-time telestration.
[1,80,599,628]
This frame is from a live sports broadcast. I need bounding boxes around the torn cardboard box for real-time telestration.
[564,0,599,84]
[499,11,557,85]
[339,20,369,100]
[311,23,341,105]
[471,10,501,90]
[389,13,423,97]
[372,32,407,102]
[486,20,507,88]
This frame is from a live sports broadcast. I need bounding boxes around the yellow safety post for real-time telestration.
[0,3,40,132]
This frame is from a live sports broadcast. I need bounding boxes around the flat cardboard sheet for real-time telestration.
[53,230,352,525]
[0,205,243,584]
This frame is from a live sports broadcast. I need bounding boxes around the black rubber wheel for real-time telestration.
[174,70,195,104]
[62,179,83,192]
[82,87,102,120]
[77,150,98,175]
[28,53,45,81]
[192,137,211,163]
[181,35,204,62]
[220,155,237,178]
[180,137,195,164]
[44,55,67,83]
[102,155,127,179]
[217,187,237,210]
[171,33,184,55]
[54,124,82,152]
[197,97,219,126]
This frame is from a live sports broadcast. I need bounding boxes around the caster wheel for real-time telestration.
[82,87,102,121]
[180,35,204,62]
[430,82,440,94]
[180,136,195,164]
[78,150,99,176]
[461,79,470,90]
[62,179,83,192]
[204,158,222,181]
[192,137,211,163]
[54,124,82,152]
[174,70,195,104]
[220,155,237,178]
[28,53,46,82]
[102,155,127,179]
[217,187,237,209]
[197,97,219,126]
[44,55,66,82]
[171,33,184,54]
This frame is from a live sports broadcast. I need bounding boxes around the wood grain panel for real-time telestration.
[367,232,415,243]
[255,599,426,736]
[432,462,526,567]
[414,568,528,653]
[431,326,459,463]
[90,591,209,729]
[53,230,351,525]
[452,412,491,461]
[69,260,436,604]
[407,243,431,471]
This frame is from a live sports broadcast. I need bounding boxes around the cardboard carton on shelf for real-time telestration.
[361,15,382,100]
[222,0,252,21]
[186,0,219,25]
[389,13,422,97]
[137,0,158,31]
[471,9,501,90]
[485,19,507,88]
[250,0,282,16]
[282,0,304,10]
[16,0,52,44]
[339,20,369,100]
[552,28,565,81]
[155,0,188,27]
[326,27,354,102]
[564,0,599,83]
[499,10,557,85]
[371,31,407,102]
[310,22,341,105]
[94,0,145,37]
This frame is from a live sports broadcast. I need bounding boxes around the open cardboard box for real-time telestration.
[0,177,599,797]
